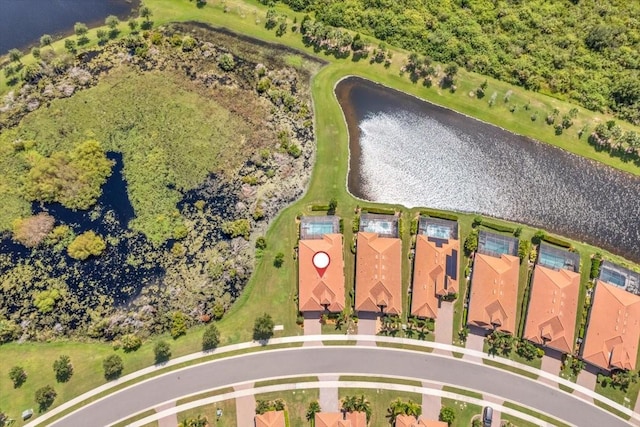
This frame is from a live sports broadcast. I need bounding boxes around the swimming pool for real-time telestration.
[600,268,626,288]
[426,224,452,240]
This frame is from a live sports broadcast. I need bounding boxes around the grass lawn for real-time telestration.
[255,388,320,425]
[176,398,237,427]
[500,413,541,427]
[339,388,422,427]
[2,0,640,422]
[594,378,639,411]
[441,397,482,427]
[502,402,572,427]
[338,376,422,387]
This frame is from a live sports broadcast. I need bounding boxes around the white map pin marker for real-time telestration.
[312,251,330,278]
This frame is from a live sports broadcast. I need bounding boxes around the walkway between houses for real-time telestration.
[234,382,256,427]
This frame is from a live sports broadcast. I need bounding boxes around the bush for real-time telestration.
[218,53,235,71]
[213,303,225,320]
[439,406,455,425]
[154,341,172,363]
[253,313,275,341]
[170,312,188,339]
[103,355,124,380]
[105,15,119,29]
[481,220,515,233]
[64,39,76,53]
[532,230,546,244]
[256,236,267,250]
[35,385,57,411]
[12,213,55,248]
[53,355,73,383]
[274,252,285,268]
[202,323,221,351]
[362,206,395,215]
[464,229,478,254]
[9,366,27,388]
[542,234,572,248]
[518,240,530,261]
[590,254,602,279]
[121,334,142,352]
[40,34,53,46]
[182,36,196,51]
[67,231,106,260]
[221,219,250,239]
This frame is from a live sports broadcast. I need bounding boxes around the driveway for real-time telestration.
[540,353,562,387]
[463,327,485,361]
[421,381,441,420]
[356,312,377,346]
[52,346,630,427]
[576,367,599,403]
[234,383,255,427]
[435,301,454,353]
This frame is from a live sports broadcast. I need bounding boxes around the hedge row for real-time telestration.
[311,204,329,211]
[481,221,516,234]
[362,206,396,215]
[419,209,458,221]
[542,234,572,248]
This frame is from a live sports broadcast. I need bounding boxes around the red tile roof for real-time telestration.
[411,235,459,319]
[582,281,640,371]
[315,412,367,427]
[255,410,286,427]
[395,415,447,427]
[355,232,403,315]
[523,265,580,353]
[299,234,345,313]
[467,253,520,334]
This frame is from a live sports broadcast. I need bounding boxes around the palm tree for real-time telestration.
[385,398,406,424]
[341,395,358,413]
[306,401,321,425]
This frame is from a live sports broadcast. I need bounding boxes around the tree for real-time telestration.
[140,5,153,21]
[40,34,53,46]
[31,46,41,58]
[341,395,372,422]
[386,398,421,424]
[0,411,8,427]
[464,229,478,255]
[154,340,171,363]
[253,313,274,341]
[128,19,139,32]
[8,48,22,63]
[9,366,27,388]
[221,219,250,239]
[439,406,456,425]
[67,231,106,260]
[12,213,55,248]
[202,323,220,351]
[256,236,267,250]
[103,354,124,380]
[328,197,338,214]
[64,39,76,53]
[74,22,88,37]
[274,252,285,268]
[53,355,73,383]
[170,312,188,339]
[518,240,530,262]
[35,385,57,411]
[105,15,120,29]
[306,401,321,424]
[121,334,142,352]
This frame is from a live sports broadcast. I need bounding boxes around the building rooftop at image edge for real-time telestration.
[581,281,640,371]
[355,232,403,315]
[315,411,367,427]
[300,215,340,240]
[255,410,286,427]
[298,233,346,313]
[523,265,580,354]
[467,251,520,334]
[396,414,448,427]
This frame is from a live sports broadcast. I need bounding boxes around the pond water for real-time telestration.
[337,77,640,263]
[0,0,137,53]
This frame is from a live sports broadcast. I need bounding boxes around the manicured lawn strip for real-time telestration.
[441,386,483,400]
[112,409,157,427]
[500,413,542,427]
[177,398,237,427]
[339,387,422,427]
[375,342,434,353]
[482,336,543,371]
[594,378,640,410]
[322,340,358,346]
[255,388,320,426]
[502,402,573,427]
[176,387,235,406]
[593,401,631,422]
[338,376,422,388]
[441,397,481,427]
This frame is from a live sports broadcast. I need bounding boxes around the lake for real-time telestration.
[336,77,640,263]
[0,0,137,53]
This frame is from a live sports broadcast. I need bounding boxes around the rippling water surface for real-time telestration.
[337,77,640,262]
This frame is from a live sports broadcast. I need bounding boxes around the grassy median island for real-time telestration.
[1,0,640,424]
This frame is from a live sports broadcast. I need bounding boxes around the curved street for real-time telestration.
[52,346,628,427]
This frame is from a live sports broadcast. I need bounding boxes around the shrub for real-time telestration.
[274,252,285,268]
[253,313,275,341]
[103,355,124,380]
[105,15,119,29]
[0,320,20,344]
[256,236,267,250]
[64,39,76,53]
[590,254,602,279]
[202,323,220,351]
[439,406,455,425]
[218,53,236,71]
[154,341,172,363]
[464,229,478,254]
[170,312,188,339]
[221,219,250,239]
[542,234,572,248]
[181,36,196,51]
[53,355,73,382]
[531,230,546,244]
[35,385,57,411]
[287,143,302,158]
[121,334,142,352]
[67,231,106,260]
[40,34,53,46]
[518,240,530,261]
[213,303,225,320]
[9,366,27,388]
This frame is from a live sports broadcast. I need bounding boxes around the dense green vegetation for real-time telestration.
[276,0,640,125]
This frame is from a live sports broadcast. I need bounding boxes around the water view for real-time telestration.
[337,77,640,262]
[0,0,137,53]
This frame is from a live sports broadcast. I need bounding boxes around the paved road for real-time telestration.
[53,347,627,427]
